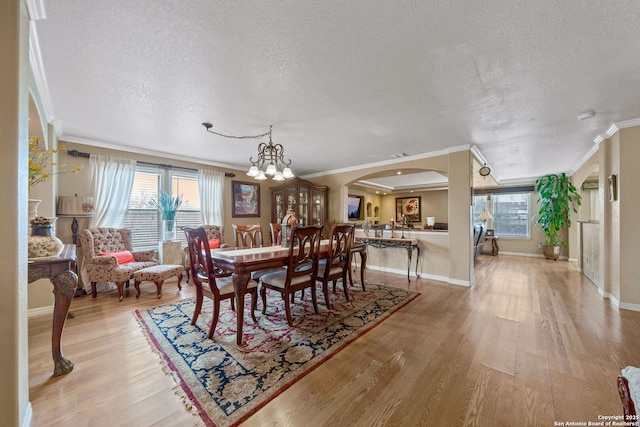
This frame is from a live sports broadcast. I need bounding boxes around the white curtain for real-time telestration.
[198,169,224,225]
[80,155,136,293]
[89,155,136,228]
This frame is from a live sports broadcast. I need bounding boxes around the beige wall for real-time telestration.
[2,0,31,425]
[571,125,640,310]
[618,127,640,308]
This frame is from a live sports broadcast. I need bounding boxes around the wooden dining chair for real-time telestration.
[317,223,355,309]
[233,223,264,248]
[183,227,258,339]
[259,225,323,326]
[270,223,283,246]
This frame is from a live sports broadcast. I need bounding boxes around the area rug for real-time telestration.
[135,281,419,427]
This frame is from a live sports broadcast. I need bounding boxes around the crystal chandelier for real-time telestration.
[202,123,294,181]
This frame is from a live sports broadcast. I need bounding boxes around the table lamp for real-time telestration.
[57,195,95,244]
[425,217,435,230]
[479,209,493,226]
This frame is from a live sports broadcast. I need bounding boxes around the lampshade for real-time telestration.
[479,209,493,220]
[426,216,435,227]
[57,196,95,217]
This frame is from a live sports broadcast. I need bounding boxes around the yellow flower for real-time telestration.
[28,136,80,191]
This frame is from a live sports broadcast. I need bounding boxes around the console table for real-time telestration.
[482,236,500,256]
[355,237,420,281]
[28,244,77,377]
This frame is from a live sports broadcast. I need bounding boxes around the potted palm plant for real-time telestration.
[532,172,581,260]
[150,192,184,241]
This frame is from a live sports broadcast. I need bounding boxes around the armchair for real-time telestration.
[79,228,158,300]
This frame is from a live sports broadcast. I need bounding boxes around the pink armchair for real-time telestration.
[79,228,158,300]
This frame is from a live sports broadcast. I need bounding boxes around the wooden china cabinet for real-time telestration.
[270,178,327,226]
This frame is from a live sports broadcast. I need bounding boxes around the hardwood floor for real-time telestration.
[28,255,640,426]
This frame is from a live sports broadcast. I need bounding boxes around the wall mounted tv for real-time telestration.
[347,195,364,221]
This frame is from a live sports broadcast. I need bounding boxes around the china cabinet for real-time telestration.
[270,178,327,226]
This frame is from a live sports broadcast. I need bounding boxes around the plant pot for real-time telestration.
[28,224,63,258]
[161,219,177,241]
[542,245,560,260]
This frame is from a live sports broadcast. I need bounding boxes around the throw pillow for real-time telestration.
[201,239,220,249]
[100,250,135,264]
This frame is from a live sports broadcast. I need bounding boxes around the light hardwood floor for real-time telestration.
[28,255,640,426]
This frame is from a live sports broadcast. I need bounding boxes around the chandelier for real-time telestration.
[202,123,294,181]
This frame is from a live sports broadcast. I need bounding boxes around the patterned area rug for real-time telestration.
[135,281,419,427]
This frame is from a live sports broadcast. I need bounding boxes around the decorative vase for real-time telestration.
[28,224,64,258]
[28,199,42,220]
[161,219,177,241]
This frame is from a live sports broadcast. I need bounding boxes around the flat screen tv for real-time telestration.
[347,195,364,221]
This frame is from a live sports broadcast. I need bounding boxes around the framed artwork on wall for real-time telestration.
[395,196,421,222]
[232,181,260,218]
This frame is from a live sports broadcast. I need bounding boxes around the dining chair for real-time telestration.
[270,223,283,246]
[259,225,323,326]
[182,224,228,283]
[317,223,355,309]
[183,226,258,339]
[232,223,264,248]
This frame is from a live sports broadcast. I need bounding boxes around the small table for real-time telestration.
[355,236,420,281]
[28,244,77,377]
[483,236,500,256]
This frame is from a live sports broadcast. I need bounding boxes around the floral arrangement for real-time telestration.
[149,192,184,220]
[28,136,80,191]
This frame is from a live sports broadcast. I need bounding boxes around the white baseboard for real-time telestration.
[28,305,53,318]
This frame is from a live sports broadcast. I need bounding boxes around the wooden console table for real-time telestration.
[482,236,500,256]
[28,244,77,377]
[355,236,420,281]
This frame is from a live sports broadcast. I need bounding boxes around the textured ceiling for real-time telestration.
[32,0,640,185]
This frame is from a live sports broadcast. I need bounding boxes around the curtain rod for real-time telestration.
[66,149,236,177]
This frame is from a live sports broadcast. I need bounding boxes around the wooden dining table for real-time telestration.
[209,241,330,345]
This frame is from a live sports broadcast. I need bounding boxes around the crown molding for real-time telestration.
[304,144,471,179]
[60,134,246,172]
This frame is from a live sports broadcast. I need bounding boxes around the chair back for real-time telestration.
[79,228,133,258]
[183,226,228,297]
[201,225,225,244]
[323,223,355,278]
[233,224,264,248]
[284,225,323,287]
[270,223,283,246]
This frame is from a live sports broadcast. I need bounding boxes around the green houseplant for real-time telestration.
[532,172,581,260]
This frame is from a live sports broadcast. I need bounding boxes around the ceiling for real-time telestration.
[31,0,640,188]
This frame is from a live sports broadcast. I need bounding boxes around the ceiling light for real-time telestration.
[577,111,596,120]
[202,123,294,181]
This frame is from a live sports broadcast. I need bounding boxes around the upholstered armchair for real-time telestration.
[79,228,158,300]
[182,225,229,282]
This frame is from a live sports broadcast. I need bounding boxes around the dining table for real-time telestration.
[209,241,331,345]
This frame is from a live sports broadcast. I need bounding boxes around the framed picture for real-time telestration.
[486,229,494,237]
[395,196,421,222]
[232,181,260,218]
[608,174,617,202]
[347,195,364,221]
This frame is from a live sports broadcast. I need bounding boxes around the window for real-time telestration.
[492,193,530,238]
[123,168,201,250]
[473,191,531,238]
